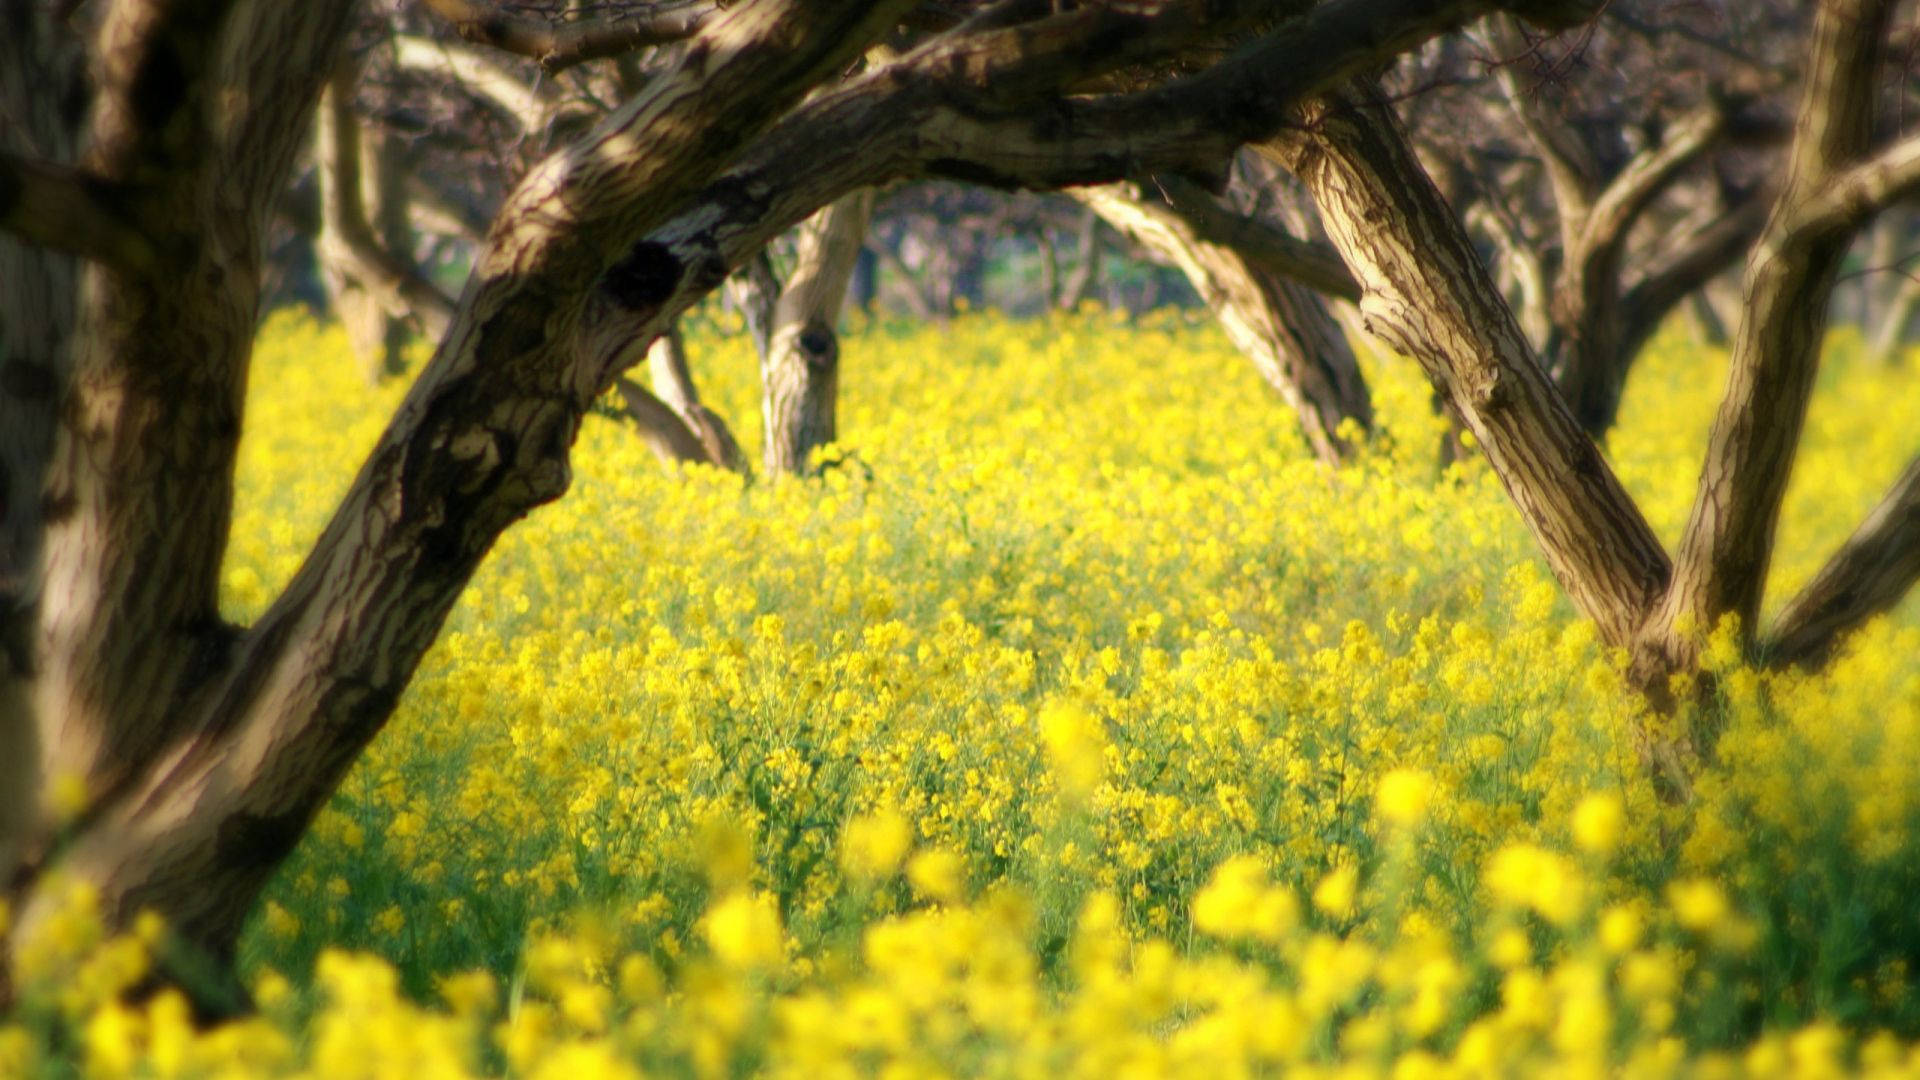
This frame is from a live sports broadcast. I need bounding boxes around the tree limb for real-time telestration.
[1649,0,1903,671]
[1153,175,1361,302]
[1764,456,1920,668]
[1788,133,1920,242]
[391,33,557,130]
[416,0,714,72]
[0,152,153,269]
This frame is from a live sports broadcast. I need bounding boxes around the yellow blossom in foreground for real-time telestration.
[840,808,914,883]
[704,891,784,970]
[1571,792,1626,856]
[1376,767,1437,826]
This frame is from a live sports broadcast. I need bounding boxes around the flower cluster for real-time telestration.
[9,310,1920,1076]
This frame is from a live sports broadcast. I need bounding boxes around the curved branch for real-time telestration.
[391,33,556,130]
[416,0,714,72]
[0,152,153,270]
[1154,175,1361,301]
[1764,456,1920,668]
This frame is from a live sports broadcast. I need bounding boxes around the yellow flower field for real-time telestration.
[8,307,1920,1077]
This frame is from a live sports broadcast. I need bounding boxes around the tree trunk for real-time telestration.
[1263,85,1671,653]
[1057,208,1102,310]
[1644,0,1904,678]
[6,0,913,998]
[1866,272,1920,367]
[0,5,83,883]
[761,191,874,477]
[1075,181,1372,466]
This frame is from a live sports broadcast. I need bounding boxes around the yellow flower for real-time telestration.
[906,848,967,904]
[1599,904,1643,954]
[1193,855,1299,943]
[1376,767,1436,826]
[1570,793,1625,856]
[704,890,783,970]
[1667,879,1729,931]
[840,808,913,883]
[1313,865,1359,919]
[1038,699,1107,801]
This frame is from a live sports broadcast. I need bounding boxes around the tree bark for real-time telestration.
[1764,455,1920,667]
[1644,0,1906,676]
[9,0,915,988]
[1866,272,1920,367]
[0,11,85,874]
[762,191,874,476]
[1056,208,1102,310]
[1265,87,1672,651]
[1075,180,1372,466]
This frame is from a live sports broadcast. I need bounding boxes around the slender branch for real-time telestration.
[1153,175,1361,301]
[1788,133,1920,242]
[1576,104,1728,261]
[391,33,556,130]
[615,376,733,468]
[0,152,153,269]
[416,0,714,72]
[1764,456,1920,668]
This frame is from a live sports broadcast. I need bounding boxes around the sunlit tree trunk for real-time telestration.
[761,191,874,476]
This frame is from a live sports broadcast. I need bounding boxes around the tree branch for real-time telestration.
[1788,133,1920,242]
[0,152,153,269]
[29,0,918,957]
[391,33,557,130]
[1153,175,1361,301]
[1649,0,1903,670]
[1764,455,1920,668]
[1576,104,1728,262]
[416,0,714,72]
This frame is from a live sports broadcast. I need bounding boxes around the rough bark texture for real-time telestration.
[1265,87,1671,650]
[762,191,874,476]
[1075,181,1371,466]
[1645,0,1903,675]
[0,1,86,881]
[9,0,916,984]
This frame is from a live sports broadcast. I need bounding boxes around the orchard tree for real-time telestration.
[0,0,1615,1008]
[1271,0,1920,789]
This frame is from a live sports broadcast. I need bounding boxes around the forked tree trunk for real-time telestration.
[4,0,914,1002]
[1273,0,1920,778]
[761,191,874,477]
[1075,181,1372,466]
